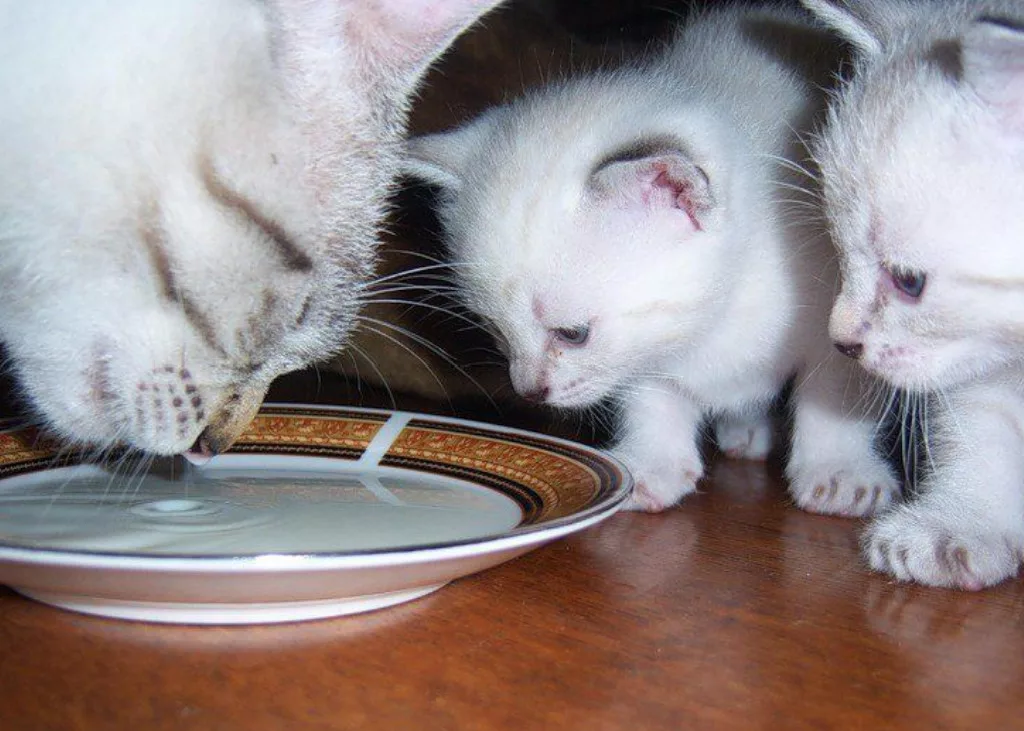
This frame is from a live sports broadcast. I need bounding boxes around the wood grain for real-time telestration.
[2,456,1021,731]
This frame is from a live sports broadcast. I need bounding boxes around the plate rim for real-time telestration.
[0,403,632,569]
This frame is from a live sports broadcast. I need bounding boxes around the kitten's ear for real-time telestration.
[404,134,468,190]
[962,18,1024,118]
[404,119,494,191]
[800,0,889,58]
[588,152,714,232]
[270,0,504,94]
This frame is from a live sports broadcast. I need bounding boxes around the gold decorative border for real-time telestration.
[230,408,387,460]
[0,409,625,528]
[0,429,56,471]
[381,420,616,523]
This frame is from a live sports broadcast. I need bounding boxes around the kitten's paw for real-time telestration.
[714,414,773,461]
[617,452,702,513]
[788,458,900,518]
[865,509,1024,590]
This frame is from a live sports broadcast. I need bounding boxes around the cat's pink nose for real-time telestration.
[521,386,550,404]
[834,341,864,359]
[183,430,216,466]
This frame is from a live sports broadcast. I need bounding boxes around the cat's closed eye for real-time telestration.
[885,264,927,300]
[552,324,591,346]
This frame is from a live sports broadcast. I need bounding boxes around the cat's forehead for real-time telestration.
[822,59,961,240]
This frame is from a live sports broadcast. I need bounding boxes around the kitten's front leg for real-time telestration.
[614,379,705,513]
[787,353,900,517]
[714,409,774,461]
[865,381,1024,590]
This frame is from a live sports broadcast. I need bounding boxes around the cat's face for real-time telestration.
[0,0,501,458]
[409,98,732,408]
[809,3,1024,392]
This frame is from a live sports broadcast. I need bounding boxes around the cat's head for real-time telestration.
[805,1,1024,391]
[0,0,501,459]
[407,82,744,409]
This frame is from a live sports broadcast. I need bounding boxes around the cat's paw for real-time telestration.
[788,458,901,518]
[714,414,773,461]
[616,452,703,513]
[865,508,1024,590]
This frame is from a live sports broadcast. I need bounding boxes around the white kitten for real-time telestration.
[0,0,501,460]
[804,0,1024,588]
[407,4,898,515]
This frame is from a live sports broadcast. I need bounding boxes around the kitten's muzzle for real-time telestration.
[833,341,864,360]
[184,431,216,467]
[521,386,550,404]
[183,383,267,463]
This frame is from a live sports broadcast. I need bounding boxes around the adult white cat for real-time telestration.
[0,0,501,460]
[804,0,1024,588]
[407,4,898,514]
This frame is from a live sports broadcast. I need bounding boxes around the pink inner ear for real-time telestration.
[345,0,502,74]
[646,164,704,232]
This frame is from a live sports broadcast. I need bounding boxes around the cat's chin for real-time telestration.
[545,387,609,410]
[863,353,1003,395]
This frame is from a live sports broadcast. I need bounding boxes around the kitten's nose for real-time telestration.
[834,341,864,359]
[521,386,550,404]
[183,428,216,466]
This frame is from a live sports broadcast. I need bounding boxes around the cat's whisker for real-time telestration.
[760,151,819,183]
[363,262,469,289]
[358,316,498,411]
[345,340,398,411]
[365,297,486,332]
[310,362,324,401]
[377,248,456,269]
[365,283,462,299]
[772,179,823,203]
[920,393,938,481]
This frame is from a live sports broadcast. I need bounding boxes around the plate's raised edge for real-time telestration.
[260,404,628,477]
[228,406,394,461]
[0,403,634,560]
[380,452,547,521]
[356,412,413,468]
[399,416,623,494]
[256,405,392,423]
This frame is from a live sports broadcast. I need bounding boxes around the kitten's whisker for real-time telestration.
[364,262,468,288]
[358,316,498,410]
[921,393,938,481]
[378,248,456,269]
[366,283,461,298]
[346,340,398,411]
[366,298,485,331]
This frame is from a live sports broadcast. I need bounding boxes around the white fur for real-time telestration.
[807,0,1024,587]
[0,0,500,456]
[409,4,898,515]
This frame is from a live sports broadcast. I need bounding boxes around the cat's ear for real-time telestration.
[962,18,1024,118]
[270,0,504,94]
[404,133,467,190]
[404,119,493,191]
[800,0,895,58]
[588,152,714,232]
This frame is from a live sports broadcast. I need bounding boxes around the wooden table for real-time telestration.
[2,456,1021,730]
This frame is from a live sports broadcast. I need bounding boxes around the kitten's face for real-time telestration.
[0,0,501,457]
[460,198,725,408]
[814,13,1024,392]
[3,159,365,458]
[414,104,730,408]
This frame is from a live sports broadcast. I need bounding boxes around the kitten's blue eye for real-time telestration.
[887,266,926,300]
[552,324,590,346]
